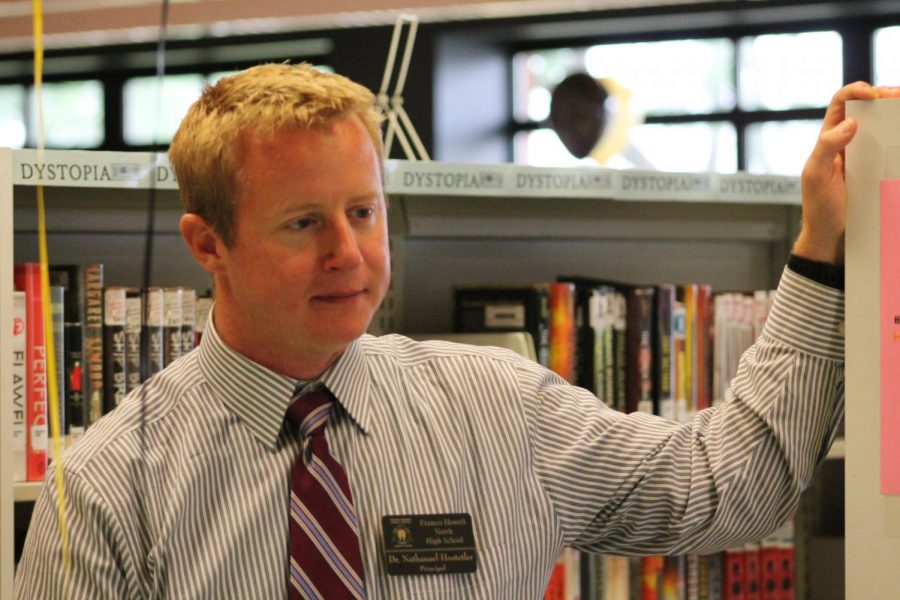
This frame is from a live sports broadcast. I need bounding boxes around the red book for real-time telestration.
[777,544,795,600]
[724,546,746,600]
[544,558,566,600]
[760,540,780,600]
[641,555,664,599]
[695,284,713,412]
[14,263,48,481]
[743,544,761,600]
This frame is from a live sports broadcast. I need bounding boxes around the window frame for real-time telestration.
[506,20,864,172]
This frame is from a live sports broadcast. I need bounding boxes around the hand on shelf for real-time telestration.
[794,81,900,265]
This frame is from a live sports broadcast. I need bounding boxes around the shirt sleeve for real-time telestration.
[14,464,133,600]
[521,265,844,556]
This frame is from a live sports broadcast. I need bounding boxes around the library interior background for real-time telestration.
[4,1,900,599]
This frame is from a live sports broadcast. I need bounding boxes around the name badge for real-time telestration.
[382,513,478,576]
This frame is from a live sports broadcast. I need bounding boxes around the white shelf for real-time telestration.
[13,482,41,504]
[827,437,845,460]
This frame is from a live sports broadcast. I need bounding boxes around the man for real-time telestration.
[14,64,892,598]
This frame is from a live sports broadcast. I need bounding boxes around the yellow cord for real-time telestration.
[32,0,71,595]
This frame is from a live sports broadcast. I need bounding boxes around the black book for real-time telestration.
[454,284,550,367]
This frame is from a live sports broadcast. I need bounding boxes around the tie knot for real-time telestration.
[286,389,333,439]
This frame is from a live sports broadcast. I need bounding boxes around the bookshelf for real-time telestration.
[2,148,839,599]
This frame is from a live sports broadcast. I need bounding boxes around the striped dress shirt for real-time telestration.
[15,266,844,599]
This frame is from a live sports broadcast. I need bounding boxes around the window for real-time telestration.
[0,85,26,148]
[512,30,842,175]
[29,80,104,148]
[874,26,900,85]
[123,74,205,145]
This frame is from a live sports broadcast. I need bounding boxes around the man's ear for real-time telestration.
[180,213,227,274]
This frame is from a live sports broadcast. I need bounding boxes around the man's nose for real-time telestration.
[323,218,364,270]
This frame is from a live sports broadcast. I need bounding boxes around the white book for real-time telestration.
[11,291,27,482]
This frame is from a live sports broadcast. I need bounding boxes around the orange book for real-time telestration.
[549,282,576,383]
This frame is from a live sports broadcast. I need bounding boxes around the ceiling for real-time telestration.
[0,0,713,53]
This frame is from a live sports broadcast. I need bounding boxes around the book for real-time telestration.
[723,546,746,600]
[641,555,664,599]
[558,276,628,411]
[661,555,685,600]
[195,293,213,346]
[14,263,48,481]
[695,284,713,413]
[549,282,576,383]
[49,285,66,442]
[743,543,761,600]
[671,300,688,423]
[11,291,27,482]
[163,287,184,367]
[83,264,105,425]
[654,284,677,421]
[454,284,550,367]
[124,288,143,393]
[625,286,655,414]
[48,264,97,438]
[180,287,197,355]
[63,325,86,444]
[141,287,165,380]
[544,556,566,600]
[103,286,128,413]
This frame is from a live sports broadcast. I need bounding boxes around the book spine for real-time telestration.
[11,291,27,482]
[641,555,664,599]
[549,282,576,383]
[180,287,196,355]
[626,287,655,414]
[64,323,86,444]
[195,295,213,346]
[612,292,627,413]
[655,284,676,420]
[672,301,688,423]
[103,286,128,413]
[84,263,105,425]
[141,287,165,380]
[163,287,183,367]
[49,285,66,443]
[124,288,143,393]
[696,284,713,413]
[453,286,549,367]
[743,543,761,600]
[14,264,48,481]
[724,546,746,600]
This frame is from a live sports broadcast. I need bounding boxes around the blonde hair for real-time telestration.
[169,63,384,246]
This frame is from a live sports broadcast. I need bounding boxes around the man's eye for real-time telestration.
[352,207,374,219]
[289,218,316,230]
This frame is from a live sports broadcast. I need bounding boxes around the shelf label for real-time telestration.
[13,149,178,189]
[386,162,504,194]
[881,178,900,495]
[619,171,711,200]
[716,173,802,204]
[510,167,615,197]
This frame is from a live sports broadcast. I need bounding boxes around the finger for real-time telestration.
[807,118,857,179]
[821,81,877,131]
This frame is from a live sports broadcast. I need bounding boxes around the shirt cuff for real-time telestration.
[763,267,845,362]
[787,254,844,291]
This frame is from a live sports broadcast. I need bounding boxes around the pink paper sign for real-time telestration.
[881,179,900,495]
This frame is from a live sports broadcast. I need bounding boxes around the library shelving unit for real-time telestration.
[2,148,843,598]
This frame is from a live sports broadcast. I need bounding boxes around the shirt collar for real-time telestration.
[197,307,373,451]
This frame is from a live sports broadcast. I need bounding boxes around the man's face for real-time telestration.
[213,114,390,372]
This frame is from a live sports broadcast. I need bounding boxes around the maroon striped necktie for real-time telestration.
[286,388,366,600]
